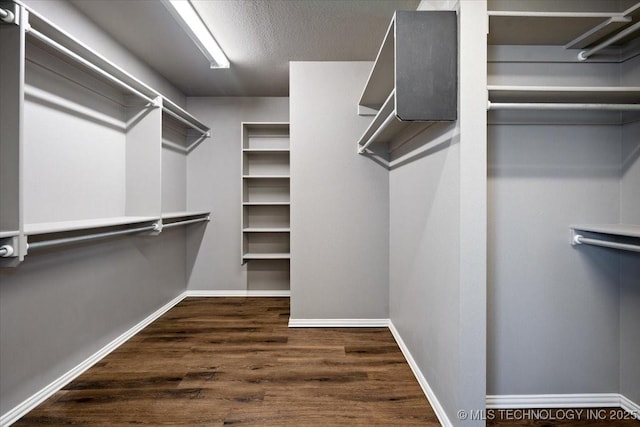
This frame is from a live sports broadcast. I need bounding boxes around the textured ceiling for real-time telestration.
[70,0,420,97]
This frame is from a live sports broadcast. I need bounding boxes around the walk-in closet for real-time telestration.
[0,0,638,426]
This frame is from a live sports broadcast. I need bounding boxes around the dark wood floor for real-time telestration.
[14,297,640,426]
[15,297,439,426]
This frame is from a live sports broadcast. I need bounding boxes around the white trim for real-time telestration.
[620,394,640,420]
[0,292,187,427]
[388,321,454,427]
[486,393,640,419]
[186,290,290,297]
[288,318,390,328]
[486,393,621,409]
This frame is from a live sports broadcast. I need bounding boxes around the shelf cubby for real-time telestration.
[240,122,291,292]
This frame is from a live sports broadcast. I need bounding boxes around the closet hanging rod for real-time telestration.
[163,107,209,136]
[162,217,210,229]
[0,7,13,22]
[487,101,640,111]
[26,28,159,107]
[573,235,640,253]
[358,109,397,154]
[579,21,640,61]
[27,223,159,251]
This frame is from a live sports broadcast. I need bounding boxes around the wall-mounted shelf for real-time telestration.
[242,175,290,179]
[242,202,290,206]
[243,228,290,233]
[0,231,20,239]
[488,3,640,61]
[161,211,210,221]
[24,216,158,236]
[489,86,640,104]
[242,253,291,261]
[571,224,640,252]
[572,224,640,238]
[357,10,457,155]
[487,85,640,124]
[0,1,211,266]
[242,148,289,153]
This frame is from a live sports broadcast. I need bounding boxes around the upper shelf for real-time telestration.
[21,1,210,137]
[488,86,640,103]
[358,10,457,118]
[357,11,458,155]
[488,3,640,49]
[161,211,210,221]
[162,99,209,137]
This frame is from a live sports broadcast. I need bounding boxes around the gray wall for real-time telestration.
[390,1,487,425]
[185,97,289,291]
[0,231,187,417]
[1,1,190,418]
[289,62,389,320]
[619,56,640,406]
[487,56,638,399]
[487,124,622,395]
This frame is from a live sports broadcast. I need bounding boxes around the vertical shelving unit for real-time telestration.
[241,123,290,290]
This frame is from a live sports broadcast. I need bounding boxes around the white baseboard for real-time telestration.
[487,393,639,419]
[620,394,640,419]
[388,321,454,427]
[0,291,187,427]
[486,393,622,409]
[288,318,390,328]
[186,289,290,297]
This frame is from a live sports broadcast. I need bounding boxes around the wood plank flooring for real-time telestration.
[14,297,440,426]
[13,297,640,426]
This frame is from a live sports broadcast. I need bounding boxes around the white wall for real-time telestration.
[185,97,289,291]
[289,62,389,320]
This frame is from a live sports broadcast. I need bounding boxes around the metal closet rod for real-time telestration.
[0,7,14,22]
[162,216,210,229]
[0,244,15,257]
[573,235,640,253]
[163,107,209,136]
[488,101,640,111]
[27,223,159,251]
[359,109,397,154]
[27,28,159,107]
[579,21,640,61]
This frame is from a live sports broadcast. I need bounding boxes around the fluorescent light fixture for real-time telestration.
[162,0,230,69]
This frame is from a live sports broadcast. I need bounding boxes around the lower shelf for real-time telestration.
[243,252,291,261]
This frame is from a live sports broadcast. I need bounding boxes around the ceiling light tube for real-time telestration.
[161,0,229,69]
